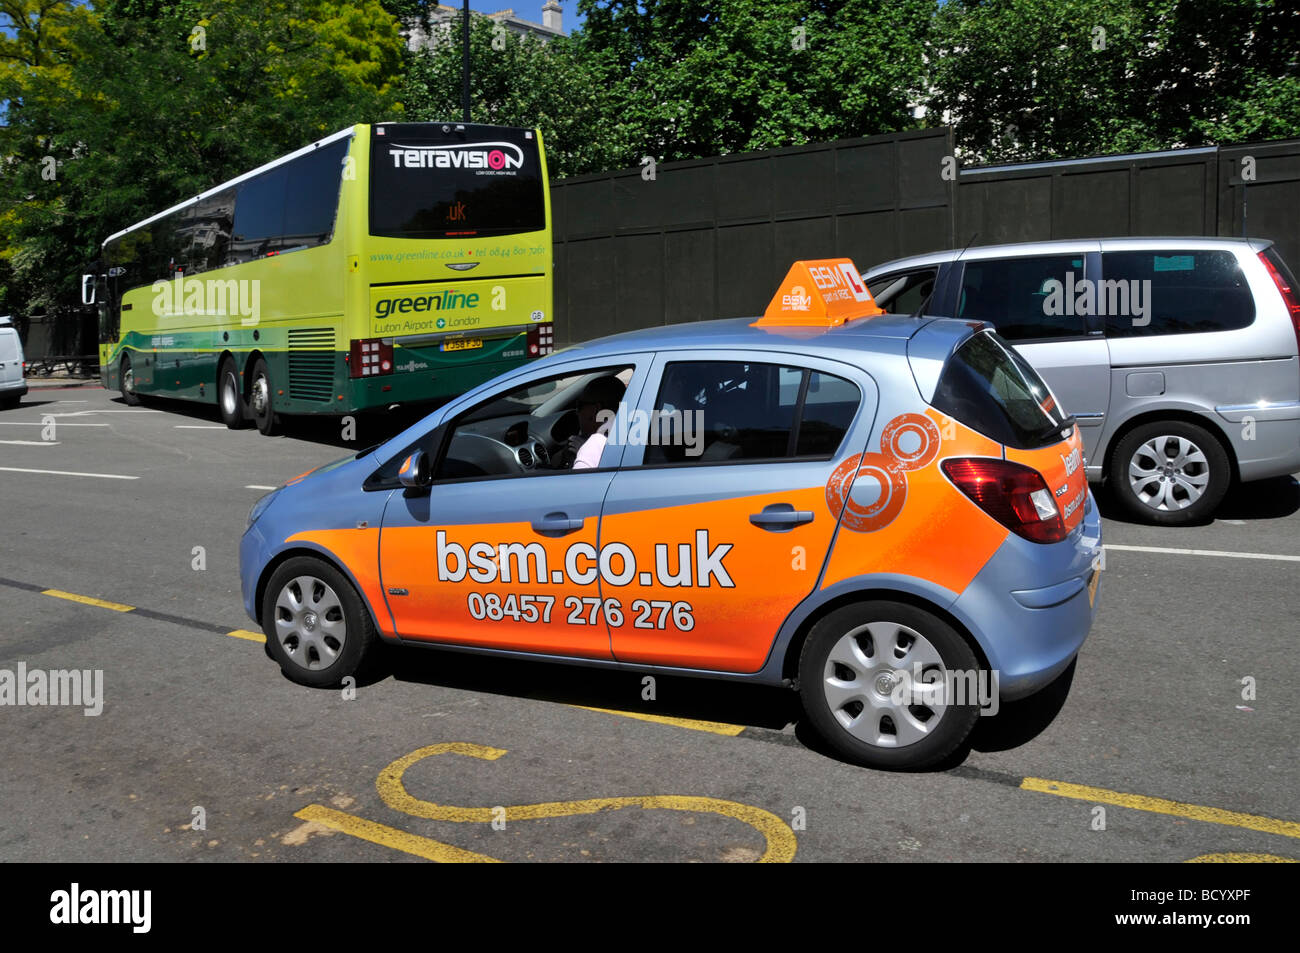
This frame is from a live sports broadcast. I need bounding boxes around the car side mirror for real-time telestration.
[81,274,96,305]
[398,449,432,489]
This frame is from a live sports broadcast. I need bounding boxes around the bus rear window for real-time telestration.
[932,331,1072,450]
[369,125,545,239]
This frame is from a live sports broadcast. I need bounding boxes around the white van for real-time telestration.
[0,316,28,410]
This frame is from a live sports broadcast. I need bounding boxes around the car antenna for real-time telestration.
[910,232,978,319]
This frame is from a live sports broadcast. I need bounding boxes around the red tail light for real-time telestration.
[527,321,554,357]
[1259,250,1300,357]
[348,338,393,378]
[941,457,1068,543]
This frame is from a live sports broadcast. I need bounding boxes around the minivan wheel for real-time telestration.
[1110,420,1230,525]
[798,601,983,770]
[261,557,376,687]
[217,358,246,429]
[119,354,140,406]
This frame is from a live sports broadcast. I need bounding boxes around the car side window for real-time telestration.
[867,270,937,314]
[642,361,860,465]
[956,255,1088,340]
[434,365,635,481]
[1101,250,1255,336]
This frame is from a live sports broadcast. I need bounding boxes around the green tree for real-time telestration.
[574,0,937,166]
[926,0,1300,165]
[399,15,621,176]
[0,0,406,313]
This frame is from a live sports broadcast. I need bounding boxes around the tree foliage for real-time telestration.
[0,0,405,312]
[928,0,1300,164]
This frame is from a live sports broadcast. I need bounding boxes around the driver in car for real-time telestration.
[568,375,625,469]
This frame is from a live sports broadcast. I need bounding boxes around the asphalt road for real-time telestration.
[1,384,1297,863]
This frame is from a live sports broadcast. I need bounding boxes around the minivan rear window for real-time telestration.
[932,331,1072,450]
[1101,250,1254,336]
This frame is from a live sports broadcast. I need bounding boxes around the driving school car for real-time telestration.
[240,258,1102,769]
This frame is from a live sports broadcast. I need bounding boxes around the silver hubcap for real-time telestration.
[822,621,949,748]
[123,364,134,394]
[221,372,238,415]
[1128,435,1210,511]
[251,374,269,416]
[274,576,346,670]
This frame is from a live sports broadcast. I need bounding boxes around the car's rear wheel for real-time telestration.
[218,357,246,429]
[119,354,140,406]
[798,601,983,770]
[249,356,279,436]
[261,557,376,687]
[0,393,19,410]
[1109,420,1230,525]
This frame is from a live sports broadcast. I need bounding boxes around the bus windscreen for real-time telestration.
[369,125,544,239]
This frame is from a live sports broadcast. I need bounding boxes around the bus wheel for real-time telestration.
[218,358,246,429]
[249,357,280,436]
[120,354,140,407]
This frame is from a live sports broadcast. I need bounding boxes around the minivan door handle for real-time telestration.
[531,512,585,536]
[749,503,814,532]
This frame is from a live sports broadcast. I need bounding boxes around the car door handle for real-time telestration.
[749,504,814,531]
[531,512,585,536]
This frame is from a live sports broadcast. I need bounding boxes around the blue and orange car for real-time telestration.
[240,259,1103,768]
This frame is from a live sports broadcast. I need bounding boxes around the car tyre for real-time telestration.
[0,394,19,410]
[1109,420,1230,525]
[261,557,377,688]
[798,600,983,770]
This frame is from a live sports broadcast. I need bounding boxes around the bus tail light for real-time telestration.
[941,458,1068,544]
[527,322,554,357]
[349,338,393,378]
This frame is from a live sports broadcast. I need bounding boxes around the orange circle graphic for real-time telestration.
[881,413,941,471]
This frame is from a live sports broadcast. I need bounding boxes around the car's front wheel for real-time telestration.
[261,557,376,687]
[798,601,984,770]
[1109,420,1230,525]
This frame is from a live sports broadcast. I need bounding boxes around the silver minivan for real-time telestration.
[0,316,27,410]
[863,238,1300,524]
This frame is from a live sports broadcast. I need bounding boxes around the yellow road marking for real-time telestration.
[294,804,499,863]
[376,742,797,863]
[226,629,267,643]
[573,705,746,736]
[41,589,135,613]
[1022,777,1300,839]
[1185,853,1296,863]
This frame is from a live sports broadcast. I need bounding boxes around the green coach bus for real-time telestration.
[84,122,555,435]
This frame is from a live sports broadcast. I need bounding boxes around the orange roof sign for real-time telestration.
[754,258,884,327]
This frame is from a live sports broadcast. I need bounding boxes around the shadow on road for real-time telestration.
[121,393,438,449]
[1093,474,1300,525]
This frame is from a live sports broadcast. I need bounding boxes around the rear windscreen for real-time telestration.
[369,125,544,239]
[932,330,1072,450]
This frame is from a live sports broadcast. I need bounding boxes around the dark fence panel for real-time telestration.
[550,128,956,346]
[955,139,1300,270]
[1219,140,1300,270]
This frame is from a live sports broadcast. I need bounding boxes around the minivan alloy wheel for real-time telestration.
[1127,434,1210,511]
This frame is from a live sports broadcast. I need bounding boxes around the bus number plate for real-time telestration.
[441,338,483,352]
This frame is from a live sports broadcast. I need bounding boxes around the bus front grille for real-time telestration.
[287,328,336,402]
